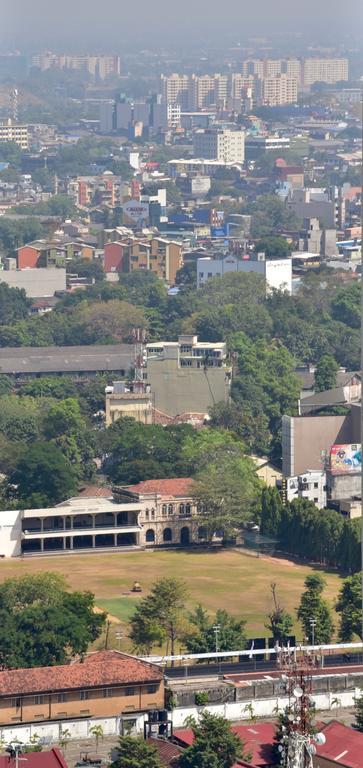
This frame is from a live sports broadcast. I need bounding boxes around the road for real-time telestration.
[165,653,363,681]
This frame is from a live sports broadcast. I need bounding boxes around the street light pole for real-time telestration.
[309,618,317,648]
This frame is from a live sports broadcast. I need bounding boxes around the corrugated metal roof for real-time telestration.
[0,344,133,374]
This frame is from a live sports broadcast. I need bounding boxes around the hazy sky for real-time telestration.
[3,0,362,51]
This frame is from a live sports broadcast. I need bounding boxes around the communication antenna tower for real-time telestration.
[276,645,326,768]
[10,88,19,122]
[132,327,146,393]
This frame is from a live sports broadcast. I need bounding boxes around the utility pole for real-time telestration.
[213,624,221,654]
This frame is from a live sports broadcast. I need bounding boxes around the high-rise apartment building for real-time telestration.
[302,58,348,86]
[257,74,298,106]
[31,53,120,79]
[193,128,245,164]
[160,74,190,109]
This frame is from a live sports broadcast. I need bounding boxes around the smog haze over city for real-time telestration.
[3,0,363,48]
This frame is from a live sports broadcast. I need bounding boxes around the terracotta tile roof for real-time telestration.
[146,739,182,767]
[77,485,113,498]
[0,749,68,768]
[0,651,163,697]
[125,478,194,498]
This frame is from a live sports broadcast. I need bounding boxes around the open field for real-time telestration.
[0,549,342,650]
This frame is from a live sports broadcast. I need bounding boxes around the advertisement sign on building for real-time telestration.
[122,199,149,226]
[330,443,362,472]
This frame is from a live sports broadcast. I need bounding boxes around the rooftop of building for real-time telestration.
[0,651,162,697]
[0,749,68,768]
[125,478,194,499]
[317,720,363,768]
[0,344,133,374]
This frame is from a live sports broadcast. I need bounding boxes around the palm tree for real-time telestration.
[89,725,104,754]
[59,728,71,753]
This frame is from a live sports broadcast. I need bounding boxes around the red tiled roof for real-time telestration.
[0,749,68,768]
[318,720,363,767]
[125,478,194,498]
[146,739,182,767]
[174,723,275,767]
[0,651,163,697]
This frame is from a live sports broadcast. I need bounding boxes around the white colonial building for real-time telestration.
[0,479,203,557]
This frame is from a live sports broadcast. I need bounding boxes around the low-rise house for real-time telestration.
[0,651,164,728]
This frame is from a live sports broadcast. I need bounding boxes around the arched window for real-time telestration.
[145,509,149,520]
[168,504,174,515]
[179,504,185,515]
[145,529,155,543]
[162,504,167,516]
[163,528,172,543]
[185,503,191,517]
[151,508,155,519]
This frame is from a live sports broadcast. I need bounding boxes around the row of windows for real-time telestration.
[10,684,159,708]
[144,503,195,519]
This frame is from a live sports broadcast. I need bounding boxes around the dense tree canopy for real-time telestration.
[0,573,106,668]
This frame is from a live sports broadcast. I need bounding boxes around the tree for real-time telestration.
[110,735,161,768]
[265,583,293,644]
[260,488,283,536]
[254,236,292,260]
[7,442,78,507]
[192,445,261,541]
[66,258,105,283]
[354,690,363,732]
[314,354,339,392]
[184,607,247,655]
[0,283,31,324]
[297,574,334,644]
[42,397,95,480]
[73,299,147,344]
[336,573,362,641]
[179,711,247,768]
[89,725,104,753]
[129,578,188,656]
[0,573,106,668]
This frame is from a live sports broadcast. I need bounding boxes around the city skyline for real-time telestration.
[3,0,363,50]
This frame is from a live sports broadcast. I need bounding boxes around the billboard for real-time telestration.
[122,199,149,227]
[330,444,361,473]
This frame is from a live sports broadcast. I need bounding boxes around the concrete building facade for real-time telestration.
[144,335,232,418]
[193,128,245,164]
[0,119,28,149]
[197,254,292,294]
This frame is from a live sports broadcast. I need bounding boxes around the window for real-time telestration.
[314,498,319,503]
[147,684,158,694]
[314,482,319,489]
[179,504,185,515]
[80,691,89,701]
[125,687,135,696]
[151,509,155,519]
[103,689,112,698]
[11,698,21,709]
[34,695,45,705]
[162,504,167,516]
[168,504,174,515]
[145,509,149,520]
[57,693,65,703]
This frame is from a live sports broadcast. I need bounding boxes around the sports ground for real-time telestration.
[0,549,342,651]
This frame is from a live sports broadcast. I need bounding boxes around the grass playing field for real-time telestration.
[0,548,342,651]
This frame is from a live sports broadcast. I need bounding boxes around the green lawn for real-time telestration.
[0,549,342,651]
